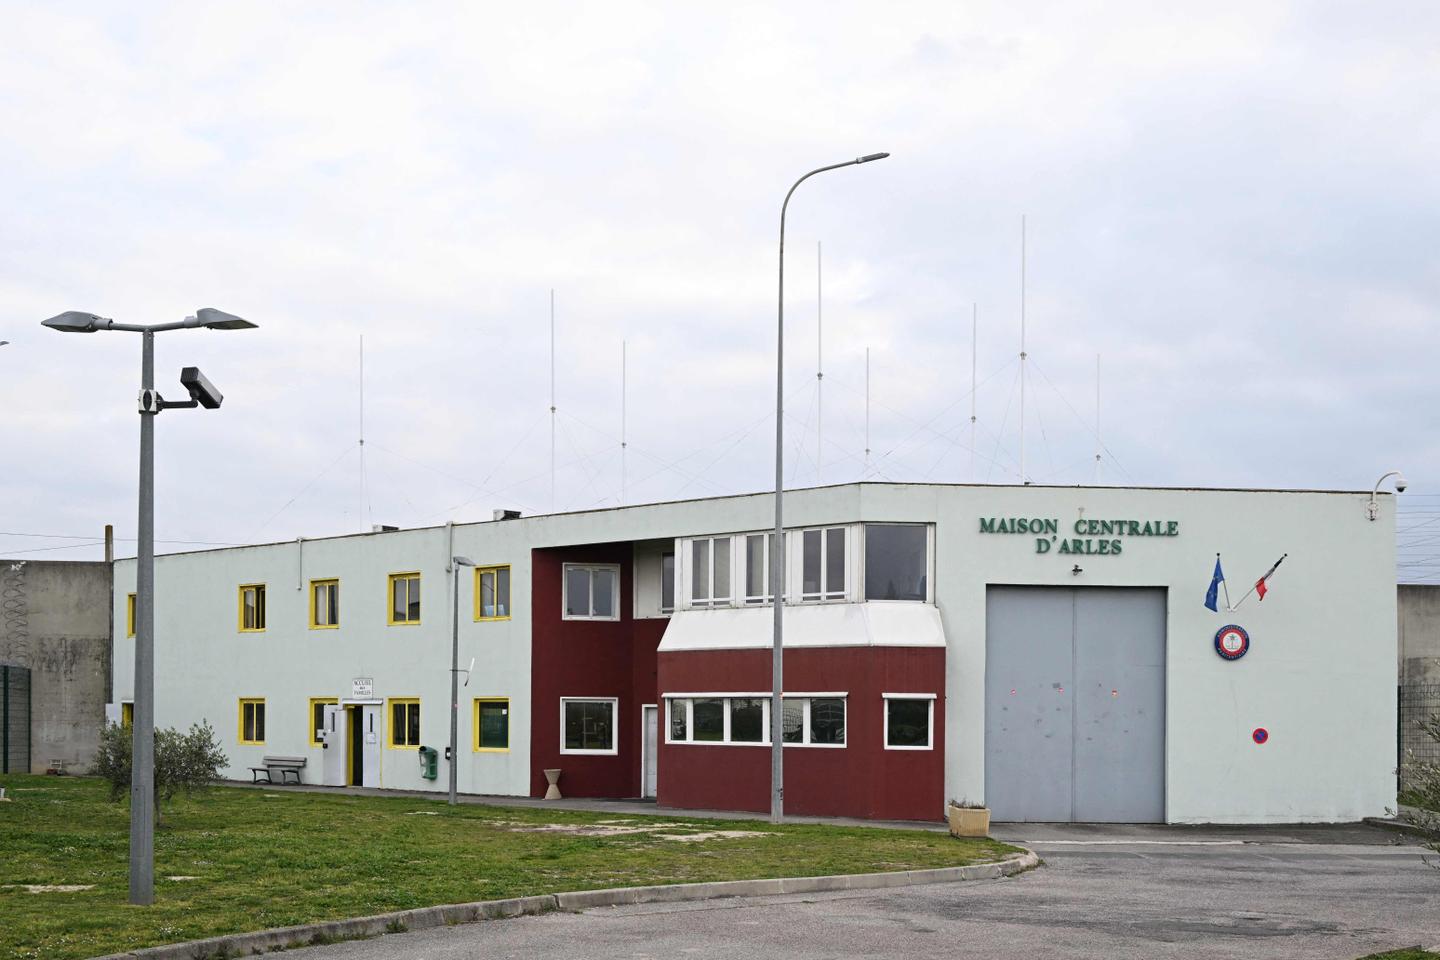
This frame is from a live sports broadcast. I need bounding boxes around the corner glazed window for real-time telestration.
[310,579,339,628]
[126,593,136,638]
[800,527,847,601]
[864,525,928,601]
[475,565,511,621]
[239,584,266,632]
[563,564,619,621]
[389,573,421,625]
[660,552,675,614]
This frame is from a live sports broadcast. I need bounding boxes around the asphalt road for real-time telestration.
[289,824,1440,960]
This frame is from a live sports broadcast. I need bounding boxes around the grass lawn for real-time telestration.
[1359,952,1440,960]
[1,774,1020,960]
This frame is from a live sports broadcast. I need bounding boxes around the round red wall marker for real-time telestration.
[1252,727,1269,744]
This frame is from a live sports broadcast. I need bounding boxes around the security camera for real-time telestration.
[180,366,223,409]
[1395,475,1408,493]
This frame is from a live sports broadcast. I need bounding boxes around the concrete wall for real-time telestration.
[0,559,112,772]
[1397,584,1440,784]
[111,482,1397,823]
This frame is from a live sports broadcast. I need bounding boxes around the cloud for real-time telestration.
[0,1,1436,575]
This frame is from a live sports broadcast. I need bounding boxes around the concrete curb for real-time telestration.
[90,851,1039,960]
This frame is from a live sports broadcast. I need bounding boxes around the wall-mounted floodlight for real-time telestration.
[180,367,224,409]
[194,307,257,330]
[1367,470,1407,520]
[42,311,112,333]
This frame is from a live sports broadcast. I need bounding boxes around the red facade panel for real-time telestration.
[657,645,946,821]
[529,544,665,799]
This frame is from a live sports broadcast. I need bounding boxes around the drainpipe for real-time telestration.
[296,538,305,593]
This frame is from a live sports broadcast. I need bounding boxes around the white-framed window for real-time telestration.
[863,524,931,602]
[883,693,936,750]
[781,695,847,747]
[665,694,771,746]
[743,532,776,605]
[688,536,733,606]
[660,552,675,613]
[799,526,847,602]
[563,564,620,621]
[561,697,618,754]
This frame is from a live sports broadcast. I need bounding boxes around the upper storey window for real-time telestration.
[800,527,847,602]
[863,524,929,601]
[689,536,732,606]
[564,563,620,621]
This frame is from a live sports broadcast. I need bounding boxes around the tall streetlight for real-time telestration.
[449,555,475,805]
[42,307,256,905]
[770,153,889,824]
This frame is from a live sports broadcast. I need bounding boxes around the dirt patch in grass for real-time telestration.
[0,774,1020,960]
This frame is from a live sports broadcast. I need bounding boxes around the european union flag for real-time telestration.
[1204,557,1224,612]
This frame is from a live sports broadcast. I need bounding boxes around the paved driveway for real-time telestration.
[289,824,1439,960]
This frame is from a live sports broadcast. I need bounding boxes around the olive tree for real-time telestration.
[92,720,228,823]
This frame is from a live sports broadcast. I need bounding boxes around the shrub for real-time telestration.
[1399,710,1440,856]
[92,720,229,822]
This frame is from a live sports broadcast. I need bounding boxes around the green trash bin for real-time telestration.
[418,745,439,780]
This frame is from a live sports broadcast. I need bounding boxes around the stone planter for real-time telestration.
[543,768,563,800]
[947,803,990,838]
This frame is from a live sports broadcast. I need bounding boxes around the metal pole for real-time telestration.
[449,563,459,805]
[771,153,887,824]
[816,240,822,486]
[131,330,155,905]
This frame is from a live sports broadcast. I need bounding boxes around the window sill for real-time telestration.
[475,615,512,623]
[561,615,620,622]
[883,744,934,751]
[474,746,511,753]
[387,744,420,751]
[238,741,265,746]
[238,628,266,634]
[560,748,618,756]
[309,624,339,631]
[387,620,422,627]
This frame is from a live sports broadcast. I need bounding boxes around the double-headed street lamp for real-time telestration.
[770,153,888,824]
[43,307,257,905]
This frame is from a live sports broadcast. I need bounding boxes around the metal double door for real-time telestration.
[984,586,1166,823]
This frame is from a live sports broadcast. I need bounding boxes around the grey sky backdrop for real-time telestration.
[2,3,1437,580]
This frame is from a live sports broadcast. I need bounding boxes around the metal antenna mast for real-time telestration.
[863,346,870,478]
[359,334,366,531]
[1094,353,1102,483]
[816,240,823,486]
[970,304,977,483]
[1019,215,1027,485]
[549,289,556,513]
[621,339,627,505]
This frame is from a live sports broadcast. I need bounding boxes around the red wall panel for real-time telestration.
[656,646,946,821]
[528,544,665,799]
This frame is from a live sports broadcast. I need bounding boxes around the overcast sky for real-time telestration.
[2,3,1437,577]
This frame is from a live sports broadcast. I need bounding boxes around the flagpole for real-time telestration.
[1221,560,1233,612]
[1230,553,1287,611]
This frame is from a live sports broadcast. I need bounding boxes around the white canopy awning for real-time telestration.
[658,602,946,652]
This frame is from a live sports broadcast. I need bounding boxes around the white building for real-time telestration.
[110,482,1398,823]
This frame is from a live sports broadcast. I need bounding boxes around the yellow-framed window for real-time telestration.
[388,573,421,625]
[239,584,267,632]
[474,697,510,752]
[388,698,420,748]
[308,697,338,746]
[310,579,340,629]
[474,565,511,621]
[126,593,136,638]
[120,702,134,728]
[239,698,266,745]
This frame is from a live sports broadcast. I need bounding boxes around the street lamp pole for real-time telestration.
[771,153,888,824]
[43,307,256,905]
[449,555,474,806]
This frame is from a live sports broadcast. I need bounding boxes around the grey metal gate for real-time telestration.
[2,663,31,774]
[985,586,1166,822]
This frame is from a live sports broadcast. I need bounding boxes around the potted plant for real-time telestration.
[946,798,990,838]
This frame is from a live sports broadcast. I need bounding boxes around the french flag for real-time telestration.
[1255,554,1287,601]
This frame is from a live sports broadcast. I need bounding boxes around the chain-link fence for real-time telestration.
[1399,680,1440,793]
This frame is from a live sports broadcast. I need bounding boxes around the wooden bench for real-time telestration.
[249,756,307,785]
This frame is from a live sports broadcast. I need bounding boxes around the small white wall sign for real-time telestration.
[352,677,374,699]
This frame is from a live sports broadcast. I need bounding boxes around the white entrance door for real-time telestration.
[642,705,658,798]
[321,704,345,786]
[360,704,381,788]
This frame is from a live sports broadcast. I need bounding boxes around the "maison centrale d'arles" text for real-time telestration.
[978,516,1180,555]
